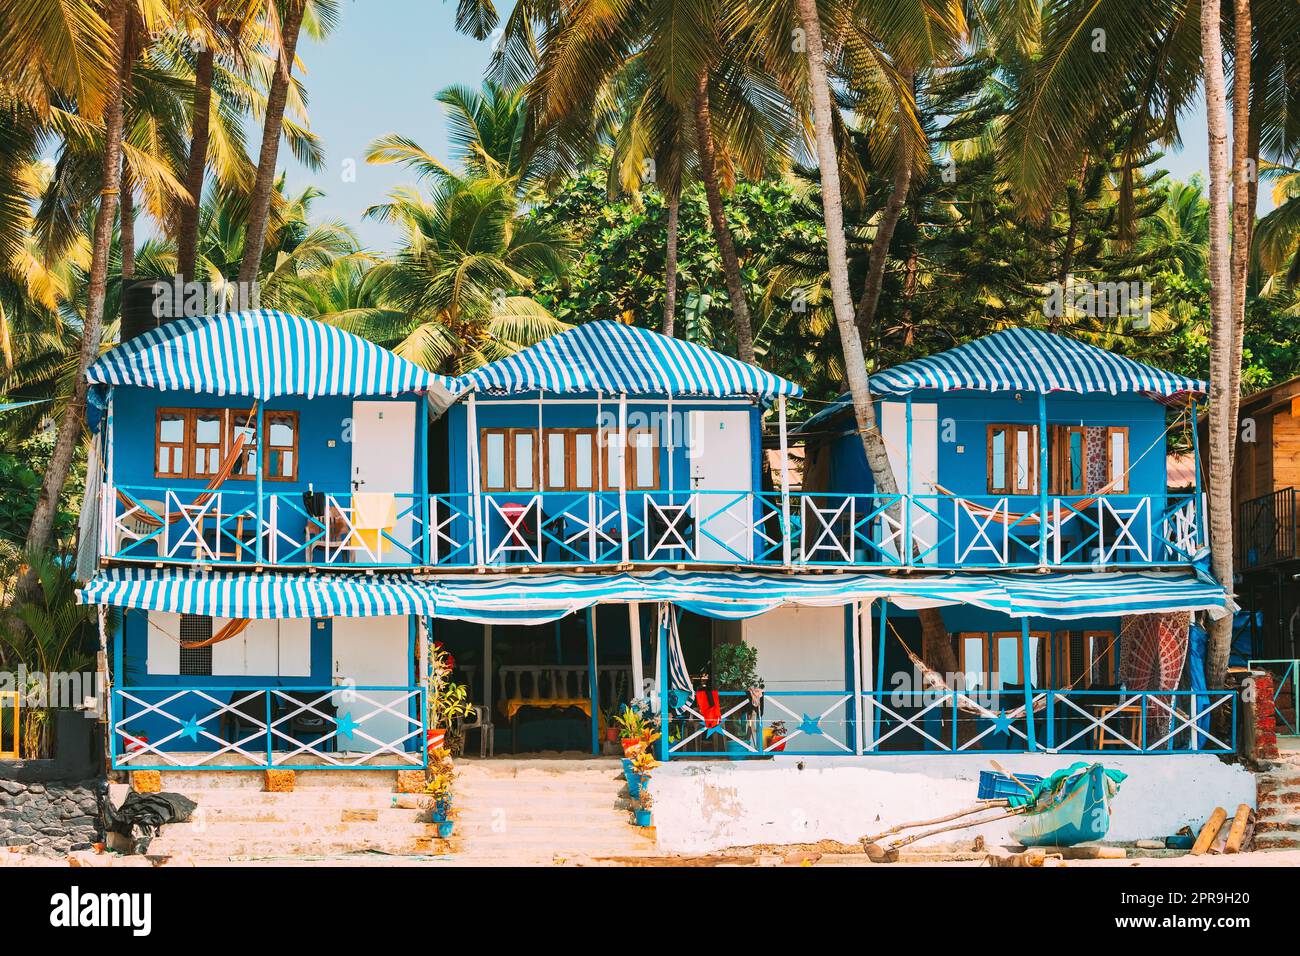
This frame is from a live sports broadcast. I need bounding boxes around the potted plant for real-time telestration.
[614,708,649,756]
[425,745,457,838]
[713,640,763,756]
[427,643,474,754]
[633,788,653,828]
[764,720,788,753]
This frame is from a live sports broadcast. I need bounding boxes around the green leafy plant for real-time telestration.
[427,642,476,729]
[713,640,762,692]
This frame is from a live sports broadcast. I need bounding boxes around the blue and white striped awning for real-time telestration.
[868,329,1205,398]
[78,567,1226,623]
[425,568,1226,624]
[454,321,802,402]
[77,568,435,619]
[86,310,457,408]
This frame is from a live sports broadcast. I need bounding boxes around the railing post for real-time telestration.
[778,395,792,567]
[1037,392,1048,568]
[255,402,265,564]
[659,603,670,762]
[265,689,273,767]
[904,396,913,568]
[1046,690,1055,749]
[618,393,629,564]
[1021,617,1036,750]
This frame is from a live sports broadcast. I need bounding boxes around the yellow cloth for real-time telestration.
[350,492,397,554]
[500,697,592,721]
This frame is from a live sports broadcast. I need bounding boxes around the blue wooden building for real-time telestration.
[73,313,1235,771]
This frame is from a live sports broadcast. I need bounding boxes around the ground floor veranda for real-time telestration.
[77,567,1236,771]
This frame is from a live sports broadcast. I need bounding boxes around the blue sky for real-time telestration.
[284,1,1240,252]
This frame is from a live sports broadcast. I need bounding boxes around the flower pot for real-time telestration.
[437,820,454,839]
[426,728,447,752]
[621,737,642,755]
[625,771,642,800]
[633,808,652,827]
[605,727,619,743]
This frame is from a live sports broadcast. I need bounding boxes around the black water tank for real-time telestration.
[119,277,169,342]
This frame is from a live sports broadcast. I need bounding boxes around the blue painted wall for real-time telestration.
[819,390,1169,496]
[442,393,764,497]
[110,384,422,495]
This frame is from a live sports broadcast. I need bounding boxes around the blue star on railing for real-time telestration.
[335,712,359,739]
[992,710,1014,735]
[797,714,823,736]
[180,715,202,742]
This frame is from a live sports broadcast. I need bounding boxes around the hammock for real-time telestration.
[927,479,1120,527]
[118,406,257,529]
[180,617,252,649]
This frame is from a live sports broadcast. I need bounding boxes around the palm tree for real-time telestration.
[237,0,338,285]
[341,172,571,374]
[7,0,133,568]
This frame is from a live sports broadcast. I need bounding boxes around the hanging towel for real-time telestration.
[351,492,397,555]
[695,690,722,730]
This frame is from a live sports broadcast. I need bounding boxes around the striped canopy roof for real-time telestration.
[454,321,802,401]
[868,328,1205,398]
[77,568,435,619]
[86,310,457,407]
[78,567,1226,623]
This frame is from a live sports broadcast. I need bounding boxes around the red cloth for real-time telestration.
[695,690,722,728]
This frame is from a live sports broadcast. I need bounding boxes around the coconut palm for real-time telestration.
[333,172,571,374]
[1,0,138,569]
[237,0,339,286]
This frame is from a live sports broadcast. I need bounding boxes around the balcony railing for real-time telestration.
[1238,487,1298,569]
[100,483,1206,572]
[109,685,426,770]
[663,687,1236,758]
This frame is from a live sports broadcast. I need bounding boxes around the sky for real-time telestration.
[282,1,1252,253]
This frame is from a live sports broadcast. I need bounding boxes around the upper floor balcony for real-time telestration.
[1238,487,1299,569]
[98,483,1206,571]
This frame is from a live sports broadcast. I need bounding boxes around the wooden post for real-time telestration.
[618,393,629,564]
[859,600,873,753]
[417,393,429,565]
[586,608,600,754]
[628,603,644,704]
[850,601,863,754]
[1021,617,1036,750]
[255,401,265,563]
[467,393,484,568]
[778,395,792,567]
[1190,398,1205,547]
[1037,392,1049,567]
[1191,806,1228,855]
[1223,803,1252,853]
[658,603,671,762]
[904,395,913,567]
[482,623,493,720]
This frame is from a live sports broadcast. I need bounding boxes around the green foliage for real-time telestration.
[713,640,762,692]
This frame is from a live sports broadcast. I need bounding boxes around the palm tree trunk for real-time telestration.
[663,187,680,337]
[692,71,756,363]
[237,1,305,286]
[21,0,129,566]
[1226,0,1252,475]
[177,45,215,283]
[1201,0,1237,687]
[853,71,914,340]
[796,0,954,674]
[120,162,135,279]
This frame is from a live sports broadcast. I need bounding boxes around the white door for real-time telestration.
[689,410,753,561]
[882,401,938,564]
[351,401,416,561]
[331,617,412,756]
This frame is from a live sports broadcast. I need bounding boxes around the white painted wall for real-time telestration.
[740,606,850,754]
[650,754,1255,854]
[742,606,845,691]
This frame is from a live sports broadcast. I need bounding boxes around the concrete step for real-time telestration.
[191,805,427,825]
[1253,832,1300,849]
[153,769,401,790]
[145,835,453,858]
[154,820,443,840]
[171,788,408,809]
